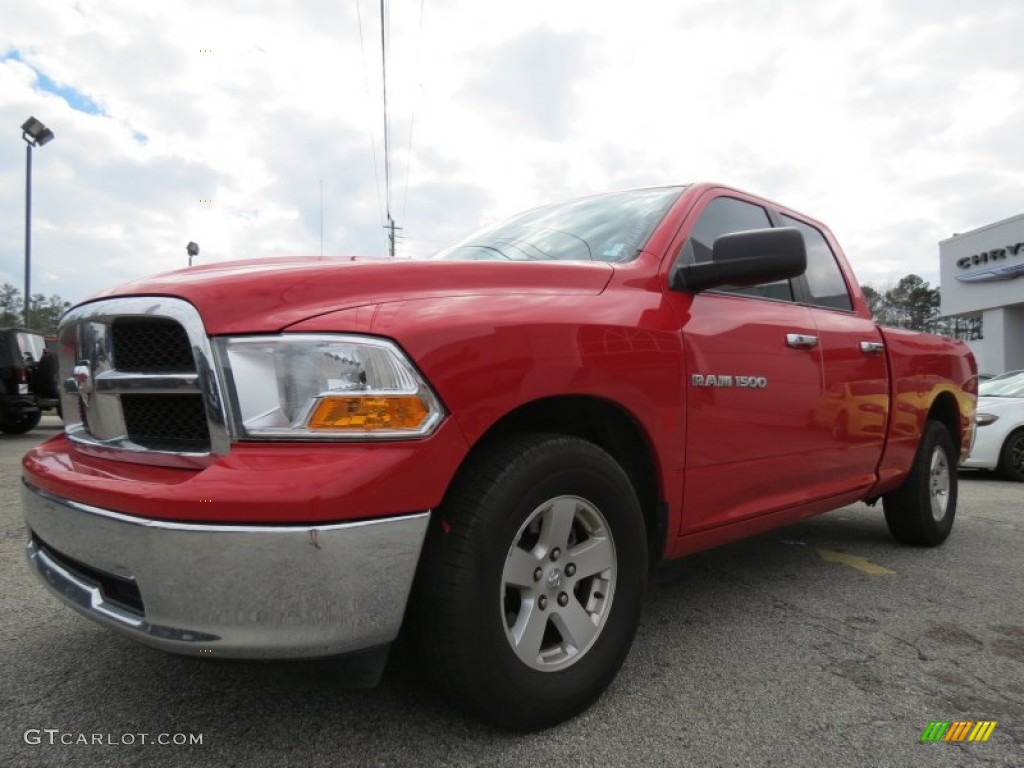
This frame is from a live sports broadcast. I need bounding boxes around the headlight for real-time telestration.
[216,335,444,439]
[974,413,999,426]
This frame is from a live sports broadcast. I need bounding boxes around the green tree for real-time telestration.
[0,283,71,333]
[889,274,940,331]
[29,294,72,335]
[861,285,888,324]
[0,283,22,327]
[862,274,942,333]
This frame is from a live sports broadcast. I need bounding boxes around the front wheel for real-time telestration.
[997,430,1024,482]
[413,434,648,731]
[883,420,958,546]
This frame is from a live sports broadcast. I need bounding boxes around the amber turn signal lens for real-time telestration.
[307,396,430,431]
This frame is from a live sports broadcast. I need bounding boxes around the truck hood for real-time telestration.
[91,256,615,334]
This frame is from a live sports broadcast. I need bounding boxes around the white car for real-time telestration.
[962,369,1024,481]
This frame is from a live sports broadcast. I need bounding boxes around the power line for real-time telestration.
[380,0,393,255]
[401,0,426,225]
[356,0,385,238]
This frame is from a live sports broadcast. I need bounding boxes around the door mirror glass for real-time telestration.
[671,228,807,293]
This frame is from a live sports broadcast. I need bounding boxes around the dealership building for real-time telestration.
[940,212,1024,376]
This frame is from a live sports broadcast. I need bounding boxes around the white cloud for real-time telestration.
[1,0,1022,307]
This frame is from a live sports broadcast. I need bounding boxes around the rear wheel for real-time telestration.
[883,420,957,546]
[413,434,648,731]
[1,411,41,434]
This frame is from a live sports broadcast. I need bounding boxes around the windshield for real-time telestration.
[979,371,1024,398]
[429,187,685,263]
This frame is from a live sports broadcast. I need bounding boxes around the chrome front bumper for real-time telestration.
[23,482,429,659]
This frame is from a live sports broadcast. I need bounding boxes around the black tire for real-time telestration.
[882,420,957,546]
[997,430,1024,482]
[412,433,648,731]
[1,411,42,435]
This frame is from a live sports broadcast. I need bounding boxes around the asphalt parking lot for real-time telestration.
[1,416,1021,767]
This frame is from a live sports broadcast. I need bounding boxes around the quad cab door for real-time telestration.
[778,212,889,493]
[664,192,878,535]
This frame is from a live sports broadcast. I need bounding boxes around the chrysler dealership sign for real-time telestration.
[955,241,1024,283]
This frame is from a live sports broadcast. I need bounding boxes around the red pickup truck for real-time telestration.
[23,183,976,730]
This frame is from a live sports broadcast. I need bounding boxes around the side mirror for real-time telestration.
[671,227,807,293]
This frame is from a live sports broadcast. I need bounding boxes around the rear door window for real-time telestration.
[780,215,852,311]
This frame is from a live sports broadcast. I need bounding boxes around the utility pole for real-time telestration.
[385,215,401,257]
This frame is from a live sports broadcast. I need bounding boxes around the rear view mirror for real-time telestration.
[671,227,807,293]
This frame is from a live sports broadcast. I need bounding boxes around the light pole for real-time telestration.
[21,117,55,329]
[187,241,199,266]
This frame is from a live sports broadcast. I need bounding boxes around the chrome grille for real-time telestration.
[58,297,229,468]
[112,318,194,372]
[121,394,209,451]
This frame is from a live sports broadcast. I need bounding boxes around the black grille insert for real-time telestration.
[122,394,210,452]
[34,535,144,615]
[112,318,194,372]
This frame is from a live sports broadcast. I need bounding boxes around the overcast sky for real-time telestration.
[1,0,1022,308]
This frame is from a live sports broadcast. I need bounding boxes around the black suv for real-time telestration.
[0,328,60,434]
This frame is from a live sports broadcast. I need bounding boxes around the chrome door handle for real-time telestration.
[860,341,885,354]
[786,333,819,349]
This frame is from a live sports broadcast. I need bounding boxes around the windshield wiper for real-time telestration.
[453,244,512,260]
[538,228,593,260]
